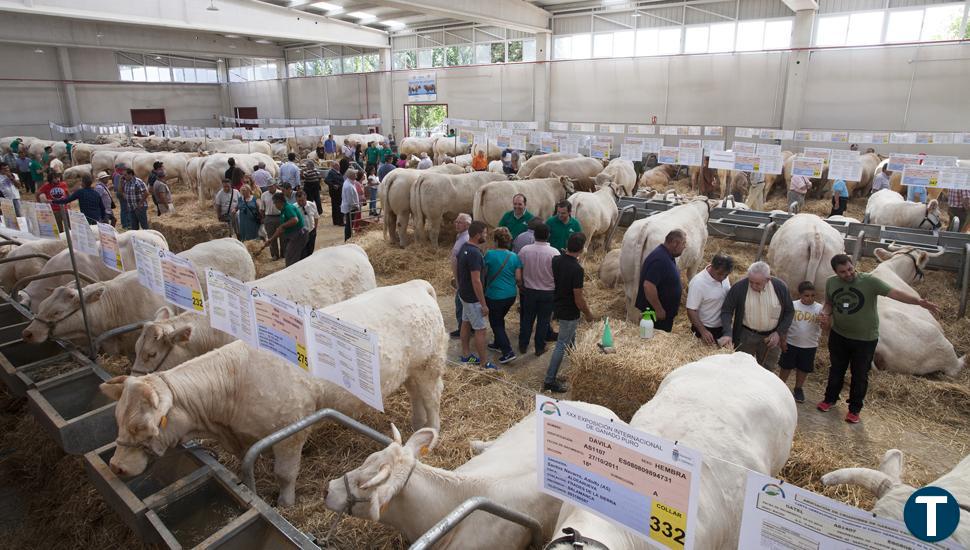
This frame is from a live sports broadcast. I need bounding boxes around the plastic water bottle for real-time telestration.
[640,309,657,339]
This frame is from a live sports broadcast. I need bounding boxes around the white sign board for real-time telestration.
[792,158,825,179]
[759,155,784,175]
[756,143,782,156]
[658,147,679,165]
[620,143,643,162]
[702,140,725,154]
[902,166,940,188]
[677,140,703,167]
[536,398,702,549]
[22,202,40,238]
[205,268,259,349]
[590,141,611,159]
[709,151,736,171]
[828,158,864,181]
[639,138,665,154]
[133,237,164,295]
[732,141,757,154]
[803,148,832,165]
[627,125,656,135]
[97,222,123,272]
[738,471,963,550]
[306,310,383,412]
[704,126,723,137]
[830,149,860,161]
[68,211,99,256]
[159,250,205,315]
[888,154,923,172]
[560,139,579,155]
[252,289,309,371]
[0,199,18,231]
[937,168,970,190]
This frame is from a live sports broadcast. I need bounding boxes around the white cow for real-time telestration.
[527,157,603,192]
[472,141,502,161]
[516,152,581,178]
[325,401,618,549]
[567,184,620,250]
[197,153,278,200]
[18,230,168,310]
[101,280,446,507]
[473,177,577,228]
[210,141,273,156]
[767,214,846,297]
[487,159,505,173]
[410,171,507,247]
[638,165,679,191]
[619,200,710,322]
[131,244,376,374]
[72,144,142,166]
[595,158,637,196]
[598,249,622,288]
[822,450,970,547]
[433,136,469,164]
[870,246,964,376]
[21,238,255,356]
[0,239,68,291]
[63,164,93,187]
[399,136,437,158]
[866,189,943,230]
[549,353,797,550]
[380,164,466,247]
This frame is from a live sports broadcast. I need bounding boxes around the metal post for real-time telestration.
[959,243,969,318]
[408,497,544,550]
[755,222,776,261]
[852,230,866,264]
[59,216,97,358]
[241,408,391,493]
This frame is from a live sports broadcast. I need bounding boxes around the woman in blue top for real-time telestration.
[483,227,523,364]
[830,179,849,216]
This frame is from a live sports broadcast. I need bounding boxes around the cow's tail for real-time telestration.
[472,185,487,224]
[380,174,392,241]
[946,355,965,377]
[805,226,824,290]
[410,174,426,239]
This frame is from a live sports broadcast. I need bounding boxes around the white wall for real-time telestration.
[0,44,68,138]
[227,79,286,120]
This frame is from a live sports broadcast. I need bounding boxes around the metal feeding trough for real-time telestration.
[25,366,117,454]
[0,301,30,327]
[0,339,81,397]
[84,443,318,549]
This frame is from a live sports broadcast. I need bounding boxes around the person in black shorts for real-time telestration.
[778,281,823,403]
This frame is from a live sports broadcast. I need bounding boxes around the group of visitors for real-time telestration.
[636,232,938,423]
[449,194,588,392]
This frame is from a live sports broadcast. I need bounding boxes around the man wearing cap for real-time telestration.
[94,171,115,225]
[260,179,283,260]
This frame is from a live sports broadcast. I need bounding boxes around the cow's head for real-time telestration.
[821,449,914,518]
[22,284,105,343]
[101,374,178,477]
[554,174,576,196]
[594,172,614,190]
[874,244,942,283]
[132,307,193,375]
[920,199,943,231]
[324,425,437,521]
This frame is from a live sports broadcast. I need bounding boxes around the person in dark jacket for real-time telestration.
[324,158,348,226]
[53,173,107,224]
[718,261,794,370]
[301,160,323,215]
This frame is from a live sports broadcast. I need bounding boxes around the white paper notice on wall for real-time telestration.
[571,123,595,133]
[887,154,922,172]
[830,149,860,161]
[890,132,917,144]
[133,237,164,295]
[708,151,736,171]
[735,127,757,138]
[620,143,643,162]
[509,135,527,150]
[639,138,664,154]
[902,166,941,188]
[756,143,781,156]
[541,138,562,154]
[921,155,958,168]
[828,131,849,143]
[704,126,723,137]
[803,148,832,165]
[658,147,679,165]
[598,124,625,134]
[702,140,725,154]
[627,125,656,135]
[828,158,863,182]
[737,471,963,550]
[759,155,784,175]
[589,141,611,159]
[205,268,258,349]
[68,211,99,256]
[561,139,580,155]
[678,140,703,167]
[305,309,383,412]
[937,168,970,190]
[548,121,569,131]
[535,397,703,549]
[732,141,758,154]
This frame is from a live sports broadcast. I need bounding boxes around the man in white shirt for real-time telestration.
[719,261,794,370]
[448,213,472,338]
[518,223,560,357]
[213,179,240,238]
[340,168,360,242]
[279,153,301,189]
[788,174,811,211]
[252,162,272,191]
[341,139,355,160]
[296,190,319,259]
[417,152,433,170]
[686,254,734,345]
[260,179,282,260]
[779,281,824,403]
[870,164,891,195]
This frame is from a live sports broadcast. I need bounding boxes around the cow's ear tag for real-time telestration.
[159,415,168,429]
[420,445,430,456]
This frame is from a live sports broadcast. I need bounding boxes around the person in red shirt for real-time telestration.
[37,171,69,232]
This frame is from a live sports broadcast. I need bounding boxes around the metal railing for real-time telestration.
[408,496,544,550]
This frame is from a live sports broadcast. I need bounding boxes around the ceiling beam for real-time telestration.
[0,0,391,49]
[781,0,818,11]
[372,0,550,33]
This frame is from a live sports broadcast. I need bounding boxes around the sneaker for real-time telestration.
[543,380,569,393]
[845,412,861,424]
[460,354,480,365]
[483,362,499,370]
[816,401,833,412]
[546,331,559,342]
[498,352,517,364]
[449,330,461,339]
[487,342,501,352]
[793,387,806,403]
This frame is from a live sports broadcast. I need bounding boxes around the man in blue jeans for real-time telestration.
[543,232,595,393]
[518,222,559,356]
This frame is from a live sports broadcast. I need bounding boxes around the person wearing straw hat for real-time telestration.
[94,171,115,225]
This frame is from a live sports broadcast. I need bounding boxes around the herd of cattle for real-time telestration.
[0,131,968,547]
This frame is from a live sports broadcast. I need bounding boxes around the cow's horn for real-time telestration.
[925,245,945,258]
[886,241,904,252]
[360,464,392,489]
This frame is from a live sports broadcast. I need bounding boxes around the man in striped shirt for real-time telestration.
[950,188,970,233]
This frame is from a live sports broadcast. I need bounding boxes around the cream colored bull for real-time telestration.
[637,164,678,191]
[527,157,603,192]
[568,184,620,250]
[595,158,636,196]
[380,164,466,247]
[767,214,846,297]
[516,152,581,178]
[473,177,577,228]
[410,171,507,247]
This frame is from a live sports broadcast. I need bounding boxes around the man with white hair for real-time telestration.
[417,152,433,170]
[718,261,794,370]
[449,213,473,338]
[252,162,272,192]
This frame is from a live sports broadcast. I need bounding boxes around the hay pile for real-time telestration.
[352,229,454,293]
[150,190,230,253]
[568,320,730,421]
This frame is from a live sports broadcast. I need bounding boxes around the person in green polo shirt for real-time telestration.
[817,253,939,424]
[9,138,21,154]
[380,141,393,164]
[546,200,582,252]
[28,156,44,190]
[364,141,380,169]
[498,193,534,239]
[262,192,307,267]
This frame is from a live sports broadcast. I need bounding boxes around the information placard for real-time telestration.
[759,155,784,175]
[890,132,917,144]
[159,250,205,315]
[922,155,957,168]
[888,154,922,172]
[252,289,308,371]
[306,310,383,412]
[571,123,596,133]
[702,140,725,154]
[536,398,702,549]
[540,138,560,154]
[627,125,656,135]
[657,147,679,165]
[756,143,781,156]
[678,140,703,167]
[735,127,757,138]
[620,143,643,162]
[830,149,860,161]
[828,158,863,181]
[640,138,664,154]
[133,237,164,295]
[68,211,99,255]
[97,222,123,272]
[902,166,940,187]
[734,154,759,172]
[458,129,474,146]
[509,134,527,150]
[495,130,511,149]
[792,158,824,178]
[0,199,18,231]
[803,148,832,165]
[732,141,757,154]
[709,151,736,171]
[738,471,963,550]
[22,202,40,238]
[560,139,580,155]
[937,168,970,190]
[548,122,570,131]
[704,126,723,137]
[205,268,258,348]
[599,124,625,134]
[590,142,611,160]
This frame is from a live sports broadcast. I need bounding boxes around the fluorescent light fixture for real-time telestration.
[253,38,274,44]
[154,55,162,60]
[381,20,405,28]
[33,48,44,53]
[223,34,240,38]
[348,11,376,20]
[308,2,342,12]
